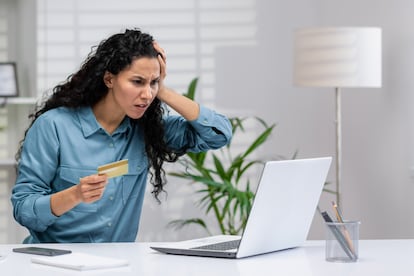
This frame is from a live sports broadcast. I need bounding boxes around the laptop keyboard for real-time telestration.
[192,239,241,251]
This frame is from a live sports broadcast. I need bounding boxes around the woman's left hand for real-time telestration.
[153,41,167,94]
[152,41,199,120]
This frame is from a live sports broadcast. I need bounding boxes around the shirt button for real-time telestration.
[136,166,140,171]
[107,222,112,227]
[109,143,114,148]
[109,196,114,201]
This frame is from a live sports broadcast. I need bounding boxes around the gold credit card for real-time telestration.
[97,159,128,179]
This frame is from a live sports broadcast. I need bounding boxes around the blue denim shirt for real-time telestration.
[11,105,232,243]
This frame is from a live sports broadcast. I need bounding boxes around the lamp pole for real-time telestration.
[335,87,342,207]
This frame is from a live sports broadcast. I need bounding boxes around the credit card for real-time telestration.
[97,159,128,179]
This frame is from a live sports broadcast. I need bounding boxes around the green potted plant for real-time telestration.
[168,78,276,235]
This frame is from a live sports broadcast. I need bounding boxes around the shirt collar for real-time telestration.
[77,107,132,138]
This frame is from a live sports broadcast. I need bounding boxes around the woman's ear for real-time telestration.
[103,71,114,88]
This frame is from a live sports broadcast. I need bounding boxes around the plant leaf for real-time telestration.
[167,218,211,235]
[183,77,198,100]
[241,124,275,159]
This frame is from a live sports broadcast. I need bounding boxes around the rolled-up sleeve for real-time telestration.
[11,116,59,232]
[164,105,232,152]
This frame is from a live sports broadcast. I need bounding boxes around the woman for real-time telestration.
[11,29,232,243]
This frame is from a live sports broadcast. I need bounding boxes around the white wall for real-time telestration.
[4,0,414,242]
[141,0,414,240]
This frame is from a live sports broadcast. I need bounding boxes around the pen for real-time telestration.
[321,211,355,260]
[331,201,356,255]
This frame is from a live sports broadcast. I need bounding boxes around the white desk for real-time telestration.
[0,240,412,275]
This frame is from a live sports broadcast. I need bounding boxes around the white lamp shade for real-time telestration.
[293,27,382,88]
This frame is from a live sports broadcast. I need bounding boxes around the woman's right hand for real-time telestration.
[51,174,108,217]
[76,174,109,203]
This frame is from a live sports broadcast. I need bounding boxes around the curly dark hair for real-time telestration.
[16,28,182,201]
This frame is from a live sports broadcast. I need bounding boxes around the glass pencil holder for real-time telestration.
[325,221,360,263]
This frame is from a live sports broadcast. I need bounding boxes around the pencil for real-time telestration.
[331,201,356,255]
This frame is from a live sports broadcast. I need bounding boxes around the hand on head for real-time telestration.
[153,41,167,96]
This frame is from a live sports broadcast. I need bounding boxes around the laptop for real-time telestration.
[151,157,332,259]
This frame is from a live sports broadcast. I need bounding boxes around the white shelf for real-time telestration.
[4,97,37,105]
[0,158,15,168]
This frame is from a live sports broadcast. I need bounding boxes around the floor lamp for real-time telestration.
[293,27,382,208]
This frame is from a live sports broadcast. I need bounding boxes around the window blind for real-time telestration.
[37,0,257,106]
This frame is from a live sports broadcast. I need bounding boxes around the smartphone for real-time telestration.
[13,247,72,256]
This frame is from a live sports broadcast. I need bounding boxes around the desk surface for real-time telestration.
[0,240,412,275]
